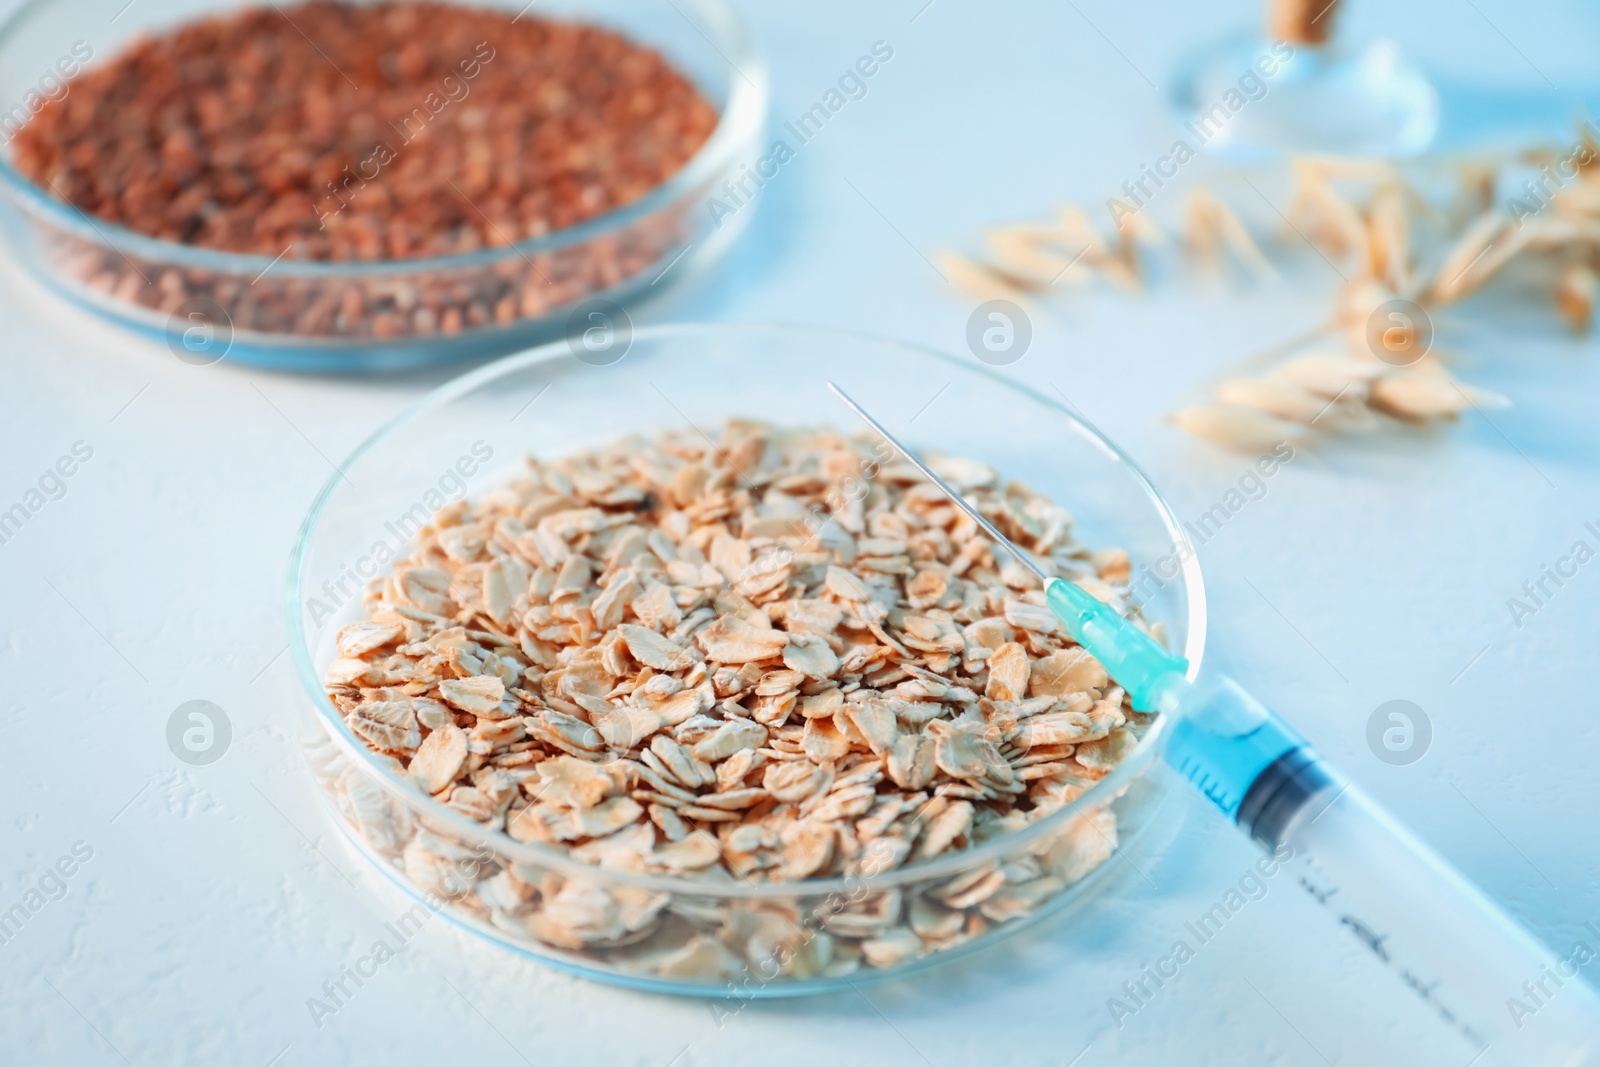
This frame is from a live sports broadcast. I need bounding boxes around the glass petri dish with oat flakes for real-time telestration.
[0,0,764,371]
[287,324,1206,995]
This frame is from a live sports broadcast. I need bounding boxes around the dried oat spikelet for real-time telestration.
[1185,189,1269,280]
[936,251,1030,302]
[1185,191,1221,275]
[1111,202,1165,285]
[1215,361,1385,437]
[1115,204,1166,249]
[1285,160,1367,263]
[1367,371,1473,420]
[1336,278,1398,350]
[985,226,1088,287]
[1192,188,1273,278]
[1557,262,1597,333]
[939,143,1591,457]
[1053,206,1138,291]
[1553,180,1600,218]
[1294,156,1399,183]
[1171,403,1308,451]
[1427,210,1508,305]
[1215,377,1329,424]
[1579,121,1600,177]
[1176,352,1509,449]
[1308,180,1369,264]
[1455,379,1513,410]
[1091,247,1142,292]
[1267,353,1384,399]
[1284,158,1318,233]
[1366,182,1412,293]
[1516,214,1597,250]
[1361,354,1510,421]
[1450,160,1498,226]
[1056,206,1109,261]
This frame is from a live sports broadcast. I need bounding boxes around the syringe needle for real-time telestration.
[825,382,1050,583]
[826,381,1185,710]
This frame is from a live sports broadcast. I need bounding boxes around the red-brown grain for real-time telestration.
[12,1,718,262]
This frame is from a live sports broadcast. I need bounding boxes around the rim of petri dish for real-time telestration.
[0,0,767,279]
[322,759,1179,996]
[285,322,1208,899]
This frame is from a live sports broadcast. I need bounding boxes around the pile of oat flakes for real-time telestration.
[323,421,1146,969]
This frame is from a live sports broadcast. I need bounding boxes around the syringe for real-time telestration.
[830,383,1600,1065]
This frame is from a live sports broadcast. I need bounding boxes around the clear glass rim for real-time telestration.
[328,762,1175,995]
[284,322,1208,899]
[0,0,767,277]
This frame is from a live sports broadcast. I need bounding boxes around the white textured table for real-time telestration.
[3,0,1598,1063]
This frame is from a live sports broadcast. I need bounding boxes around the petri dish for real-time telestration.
[0,0,767,372]
[286,323,1206,994]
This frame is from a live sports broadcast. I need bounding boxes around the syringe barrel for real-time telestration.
[1161,674,1305,820]
[1252,752,1600,1064]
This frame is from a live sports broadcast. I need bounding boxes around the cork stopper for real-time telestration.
[1267,0,1340,45]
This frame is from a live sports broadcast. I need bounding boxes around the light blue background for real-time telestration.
[2,0,1597,1063]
